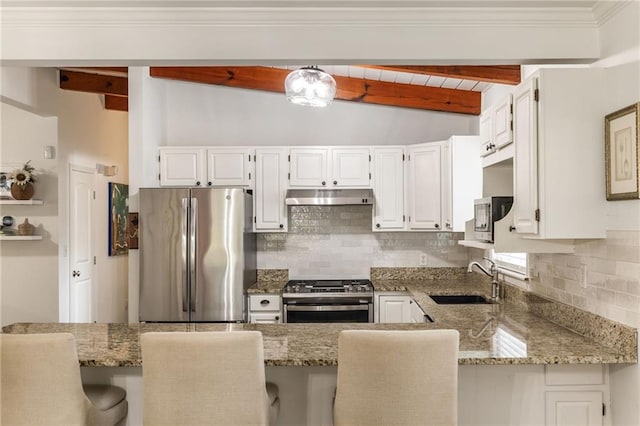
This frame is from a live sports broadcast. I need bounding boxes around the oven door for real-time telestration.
[284,299,372,323]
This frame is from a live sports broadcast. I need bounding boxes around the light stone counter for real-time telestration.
[3,268,636,367]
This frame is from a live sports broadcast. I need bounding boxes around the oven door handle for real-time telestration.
[285,305,369,312]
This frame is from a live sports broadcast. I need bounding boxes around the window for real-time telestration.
[492,251,529,289]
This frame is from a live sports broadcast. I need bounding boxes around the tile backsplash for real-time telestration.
[257,206,470,279]
[529,230,640,328]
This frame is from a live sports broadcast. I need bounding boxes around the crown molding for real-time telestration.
[1,4,598,28]
[591,0,634,26]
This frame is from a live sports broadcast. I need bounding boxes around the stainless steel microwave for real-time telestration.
[474,196,514,242]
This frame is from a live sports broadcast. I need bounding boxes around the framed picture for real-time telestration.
[605,102,640,200]
[108,182,129,256]
[0,172,12,199]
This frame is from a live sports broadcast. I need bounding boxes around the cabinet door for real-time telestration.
[331,147,371,187]
[545,392,603,426]
[159,148,205,186]
[493,94,513,149]
[205,148,252,186]
[409,299,425,323]
[372,147,405,230]
[479,108,495,157]
[289,148,328,187]
[255,148,288,232]
[440,141,452,231]
[512,77,539,234]
[407,143,442,230]
[378,295,411,323]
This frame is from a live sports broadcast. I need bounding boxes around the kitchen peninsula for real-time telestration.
[3,269,636,426]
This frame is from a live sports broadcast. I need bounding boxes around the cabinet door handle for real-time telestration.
[207,181,212,186]
[260,299,270,306]
[376,223,381,228]
[275,316,280,321]
[321,181,326,186]
[279,224,284,229]
[196,181,201,186]
[333,180,338,185]
[434,223,440,229]
[509,226,516,232]
[72,270,80,277]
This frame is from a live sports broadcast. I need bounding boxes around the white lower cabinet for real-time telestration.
[458,364,609,426]
[545,391,603,426]
[376,294,425,323]
[247,294,282,324]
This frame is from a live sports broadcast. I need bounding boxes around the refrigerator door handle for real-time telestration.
[181,197,189,313]
[190,196,198,313]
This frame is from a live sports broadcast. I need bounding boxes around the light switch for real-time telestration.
[43,145,55,159]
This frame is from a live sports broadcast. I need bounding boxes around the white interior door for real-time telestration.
[69,166,95,322]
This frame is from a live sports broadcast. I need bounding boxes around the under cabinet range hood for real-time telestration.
[285,189,374,206]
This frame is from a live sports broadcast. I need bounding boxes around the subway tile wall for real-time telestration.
[257,206,470,279]
[530,230,640,328]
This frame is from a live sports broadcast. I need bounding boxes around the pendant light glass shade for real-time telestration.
[284,66,337,107]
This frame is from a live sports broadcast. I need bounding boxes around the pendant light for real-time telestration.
[284,66,337,107]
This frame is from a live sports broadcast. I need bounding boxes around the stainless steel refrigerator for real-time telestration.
[139,187,256,322]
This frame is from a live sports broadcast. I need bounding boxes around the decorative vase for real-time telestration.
[18,218,35,236]
[10,182,34,200]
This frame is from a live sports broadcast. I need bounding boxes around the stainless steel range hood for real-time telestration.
[285,189,374,206]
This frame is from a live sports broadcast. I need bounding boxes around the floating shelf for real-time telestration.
[459,239,493,250]
[458,209,575,254]
[0,235,43,241]
[0,199,44,205]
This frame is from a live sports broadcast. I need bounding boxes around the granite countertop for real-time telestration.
[3,274,637,367]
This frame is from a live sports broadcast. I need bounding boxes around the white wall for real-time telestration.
[0,67,129,326]
[162,79,478,146]
[0,101,59,325]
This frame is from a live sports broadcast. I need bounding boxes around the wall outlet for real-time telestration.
[419,254,428,266]
[579,264,588,288]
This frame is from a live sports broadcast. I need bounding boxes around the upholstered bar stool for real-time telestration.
[141,331,279,426]
[1,333,128,425]
[334,329,460,426]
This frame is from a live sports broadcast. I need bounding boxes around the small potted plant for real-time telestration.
[10,160,37,200]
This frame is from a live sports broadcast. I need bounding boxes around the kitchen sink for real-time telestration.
[429,295,491,304]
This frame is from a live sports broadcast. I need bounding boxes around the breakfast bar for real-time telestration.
[3,275,637,425]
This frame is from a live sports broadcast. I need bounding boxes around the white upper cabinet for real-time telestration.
[205,148,252,187]
[331,147,371,187]
[289,147,371,188]
[372,147,405,231]
[493,93,513,149]
[441,136,482,232]
[158,147,252,187]
[407,143,442,230]
[288,148,329,187]
[254,148,288,232]
[158,148,206,187]
[479,108,494,158]
[512,77,539,235]
[511,68,605,240]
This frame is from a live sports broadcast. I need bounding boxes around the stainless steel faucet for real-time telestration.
[467,257,500,301]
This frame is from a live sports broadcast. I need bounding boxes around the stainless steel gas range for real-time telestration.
[282,279,375,323]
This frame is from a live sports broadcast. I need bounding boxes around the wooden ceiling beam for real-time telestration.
[150,66,481,115]
[59,69,128,96]
[365,65,521,85]
[105,95,128,112]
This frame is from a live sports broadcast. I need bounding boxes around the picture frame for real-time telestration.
[108,182,129,256]
[605,102,640,200]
